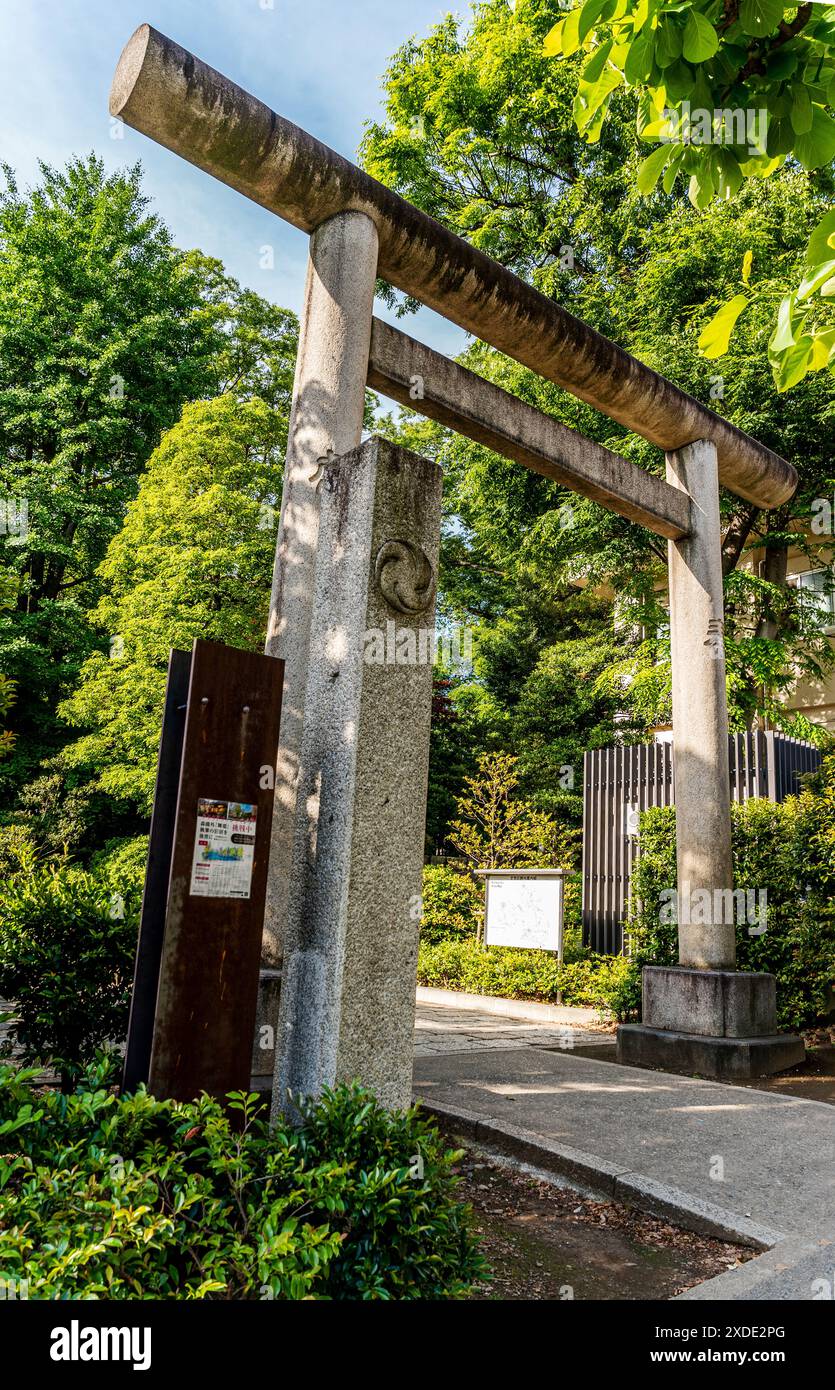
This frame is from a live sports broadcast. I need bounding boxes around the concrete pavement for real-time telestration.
[413,992,835,1300]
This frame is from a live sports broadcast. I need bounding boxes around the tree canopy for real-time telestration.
[364,0,835,818]
[0,154,297,822]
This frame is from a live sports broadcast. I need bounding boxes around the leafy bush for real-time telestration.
[89,835,149,901]
[0,863,139,1087]
[420,864,482,944]
[0,825,37,877]
[0,1063,484,1300]
[449,751,570,868]
[624,758,835,1030]
[417,935,630,1012]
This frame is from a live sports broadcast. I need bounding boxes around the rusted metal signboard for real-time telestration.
[123,639,284,1102]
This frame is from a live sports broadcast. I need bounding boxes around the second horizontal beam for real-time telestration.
[367,319,692,541]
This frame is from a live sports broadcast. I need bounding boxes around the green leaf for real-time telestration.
[771,336,815,392]
[806,208,835,267]
[739,0,785,37]
[584,99,616,142]
[698,294,749,358]
[636,143,674,194]
[810,327,835,366]
[577,63,624,132]
[767,50,800,81]
[790,85,813,136]
[742,249,753,285]
[662,146,686,191]
[562,8,585,57]
[798,258,835,300]
[544,20,564,55]
[542,20,565,56]
[624,31,655,83]
[579,0,613,43]
[766,116,796,157]
[655,17,683,68]
[687,152,718,208]
[664,59,696,101]
[770,293,799,354]
[682,10,719,62]
[582,37,614,81]
[716,148,744,198]
[795,106,835,169]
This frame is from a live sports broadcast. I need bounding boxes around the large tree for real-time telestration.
[365,0,835,798]
[50,392,288,853]
[0,156,290,798]
[541,0,835,389]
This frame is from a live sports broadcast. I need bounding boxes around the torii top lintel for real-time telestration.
[110,23,797,513]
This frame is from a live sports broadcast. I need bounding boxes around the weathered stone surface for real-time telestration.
[667,440,735,969]
[273,437,442,1115]
[616,1023,805,1080]
[261,209,378,971]
[642,965,777,1038]
[110,24,797,511]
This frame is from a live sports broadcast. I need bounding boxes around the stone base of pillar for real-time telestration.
[250,968,281,1094]
[616,965,805,1080]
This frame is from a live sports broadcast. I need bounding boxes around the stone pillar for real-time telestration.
[252,212,378,1088]
[666,438,735,969]
[617,439,804,1080]
[272,436,441,1116]
[263,209,379,964]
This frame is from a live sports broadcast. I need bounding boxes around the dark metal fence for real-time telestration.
[582,732,822,955]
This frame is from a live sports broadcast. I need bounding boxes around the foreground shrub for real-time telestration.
[624,760,835,1030]
[89,835,149,901]
[417,935,629,1012]
[0,864,138,1086]
[0,1064,484,1300]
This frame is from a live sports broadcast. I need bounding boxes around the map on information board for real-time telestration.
[189,798,257,899]
[484,875,563,952]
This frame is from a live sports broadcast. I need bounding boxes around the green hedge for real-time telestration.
[417,936,629,1011]
[0,1063,485,1300]
[0,863,139,1087]
[0,836,148,1086]
[624,758,835,1030]
[420,864,483,944]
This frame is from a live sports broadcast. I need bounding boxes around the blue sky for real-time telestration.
[0,0,469,356]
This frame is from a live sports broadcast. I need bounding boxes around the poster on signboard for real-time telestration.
[189,798,257,900]
[483,875,563,952]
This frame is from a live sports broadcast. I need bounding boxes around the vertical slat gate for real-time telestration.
[582,733,822,953]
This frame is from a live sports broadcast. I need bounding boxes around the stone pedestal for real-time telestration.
[617,966,805,1080]
[250,968,281,1094]
[272,436,442,1117]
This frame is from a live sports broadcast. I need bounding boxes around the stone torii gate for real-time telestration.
[110,24,804,1110]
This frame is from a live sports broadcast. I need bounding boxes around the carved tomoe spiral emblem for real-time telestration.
[374,539,436,615]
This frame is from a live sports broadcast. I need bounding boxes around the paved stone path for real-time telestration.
[414,1000,611,1057]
